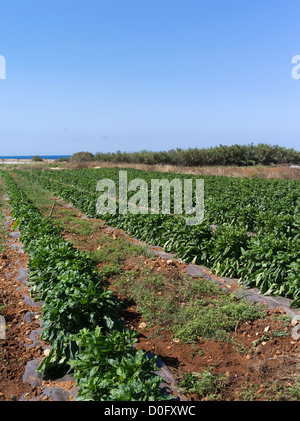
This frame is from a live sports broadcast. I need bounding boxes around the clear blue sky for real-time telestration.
[0,0,299,155]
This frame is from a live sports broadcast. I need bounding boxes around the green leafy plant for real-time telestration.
[69,326,169,401]
[0,170,168,401]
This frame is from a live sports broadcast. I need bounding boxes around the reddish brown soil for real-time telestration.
[112,255,300,401]
[0,246,43,401]
[129,306,300,400]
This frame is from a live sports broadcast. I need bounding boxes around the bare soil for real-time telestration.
[0,246,43,401]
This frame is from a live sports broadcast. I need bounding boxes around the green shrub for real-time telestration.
[94,143,300,167]
[32,155,44,162]
[70,151,95,162]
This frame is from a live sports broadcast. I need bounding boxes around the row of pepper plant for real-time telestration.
[0,170,169,401]
[13,168,300,308]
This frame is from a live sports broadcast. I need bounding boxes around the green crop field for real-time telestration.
[12,167,300,307]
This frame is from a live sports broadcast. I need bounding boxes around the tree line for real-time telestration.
[68,143,300,167]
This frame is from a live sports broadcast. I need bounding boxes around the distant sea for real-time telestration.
[0,155,71,159]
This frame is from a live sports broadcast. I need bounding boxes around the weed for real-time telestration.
[179,369,225,400]
[238,383,258,401]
